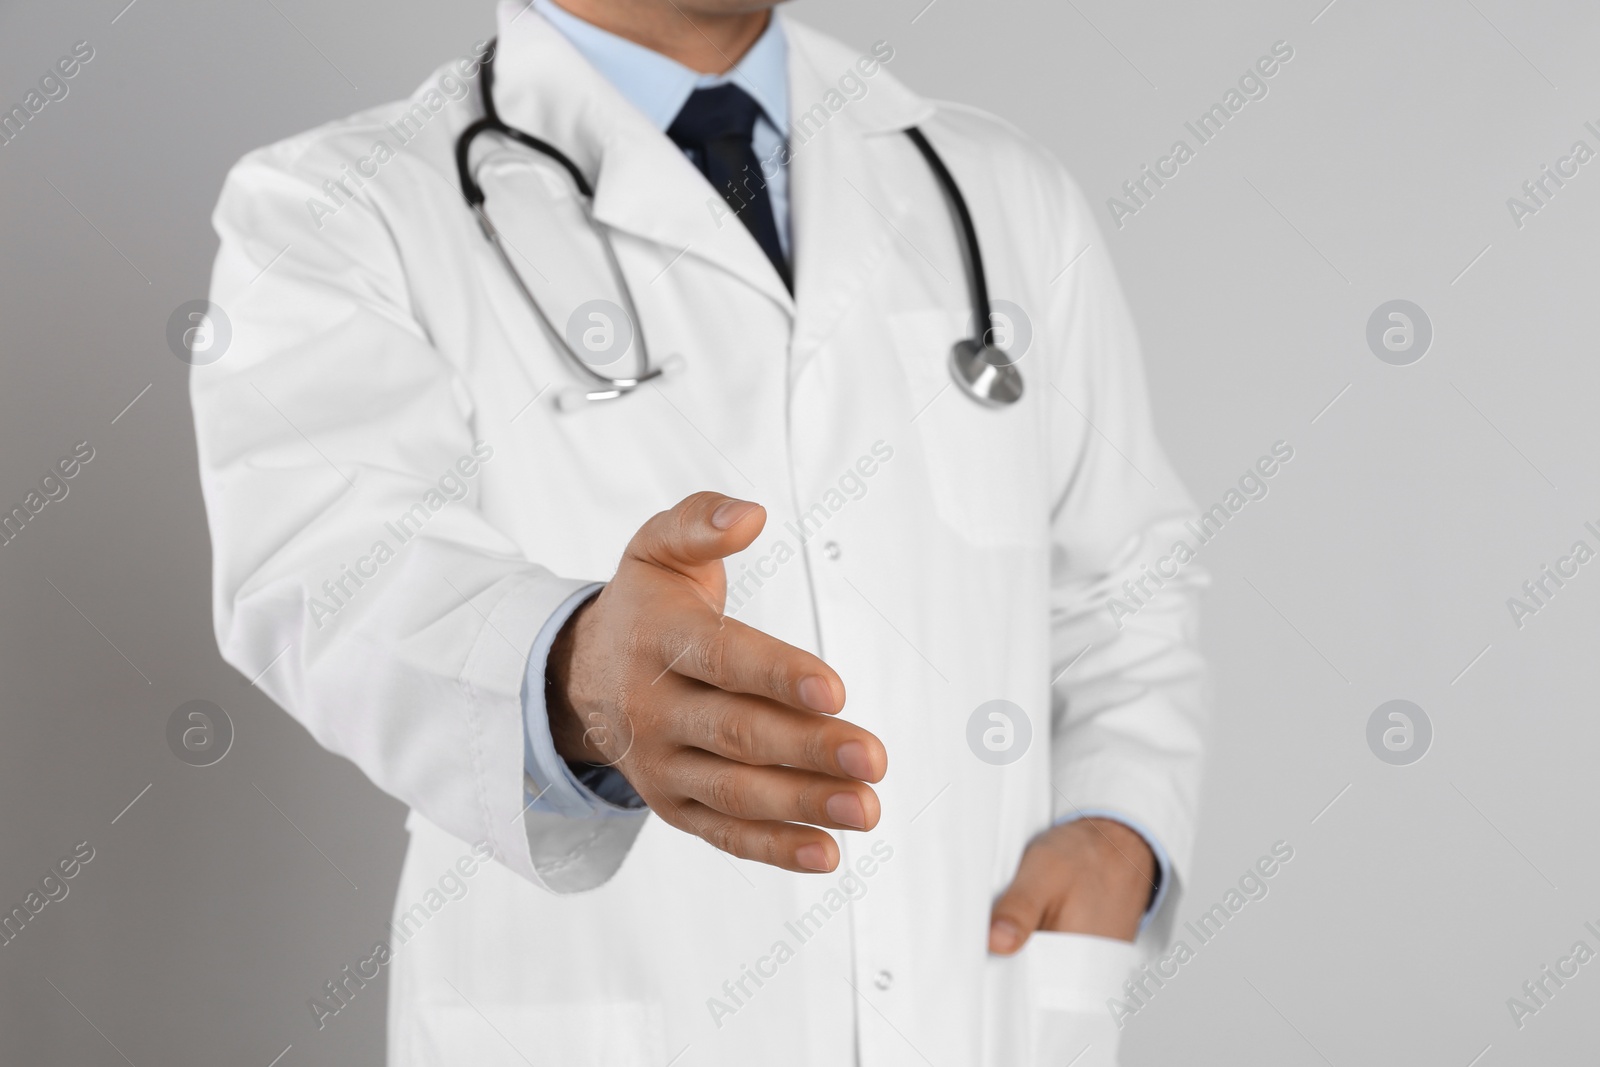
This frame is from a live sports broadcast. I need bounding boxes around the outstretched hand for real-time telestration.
[548,491,889,874]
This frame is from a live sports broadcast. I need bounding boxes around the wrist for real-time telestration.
[1077,817,1159,908]
[546,596,596,763]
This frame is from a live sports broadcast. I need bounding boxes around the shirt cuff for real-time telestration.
[1054,808,1173,934]
[520,581,646,817]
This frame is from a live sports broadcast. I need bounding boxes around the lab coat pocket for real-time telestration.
[889,308,1044,550]
[987,931,1137,1067]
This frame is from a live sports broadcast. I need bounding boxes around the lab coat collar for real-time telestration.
[777,19,934,136]
[489,2,934,320]
[781,19,936,364]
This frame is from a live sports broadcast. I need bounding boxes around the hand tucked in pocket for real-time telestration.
[988,817,1158,954]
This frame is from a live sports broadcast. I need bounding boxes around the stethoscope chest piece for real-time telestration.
[949,339,1024,408]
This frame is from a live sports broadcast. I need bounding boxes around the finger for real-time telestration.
[627,491,766,578]
[661,749,881,829]
[679,690,887,783]
[989,851,1058,956]
[661,797,840,873]
[661,613,847,716]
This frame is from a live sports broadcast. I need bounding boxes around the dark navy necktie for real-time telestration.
[667,83,792,291]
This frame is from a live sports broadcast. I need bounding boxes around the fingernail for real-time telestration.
[798,675,835,712]
[795,843,833,872]
[826,792,867,829]
[989,919,1022,955]
[836,741,873,781]
[711,499,757,529]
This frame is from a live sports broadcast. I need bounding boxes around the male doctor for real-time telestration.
[191,0,1207,1063]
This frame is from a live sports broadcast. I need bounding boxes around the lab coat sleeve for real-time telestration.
[1042,170,1209,950]
[191,145,647,893]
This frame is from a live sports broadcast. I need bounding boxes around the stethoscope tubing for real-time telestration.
[903,126,993,343]
[455,37,1007,407]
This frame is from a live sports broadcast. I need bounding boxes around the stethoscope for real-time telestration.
[454,41,1023,410]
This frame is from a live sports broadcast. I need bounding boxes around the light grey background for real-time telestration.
[3,0,1597,1063]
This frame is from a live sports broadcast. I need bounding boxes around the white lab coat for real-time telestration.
[192,5,1207,1065]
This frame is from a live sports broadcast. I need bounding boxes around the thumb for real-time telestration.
[989,864,1052,956]
[628,492,766,579]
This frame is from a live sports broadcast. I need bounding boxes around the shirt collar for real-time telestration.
[531,0,789,136]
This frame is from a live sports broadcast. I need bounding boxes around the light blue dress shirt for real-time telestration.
[518,0,1170,928]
